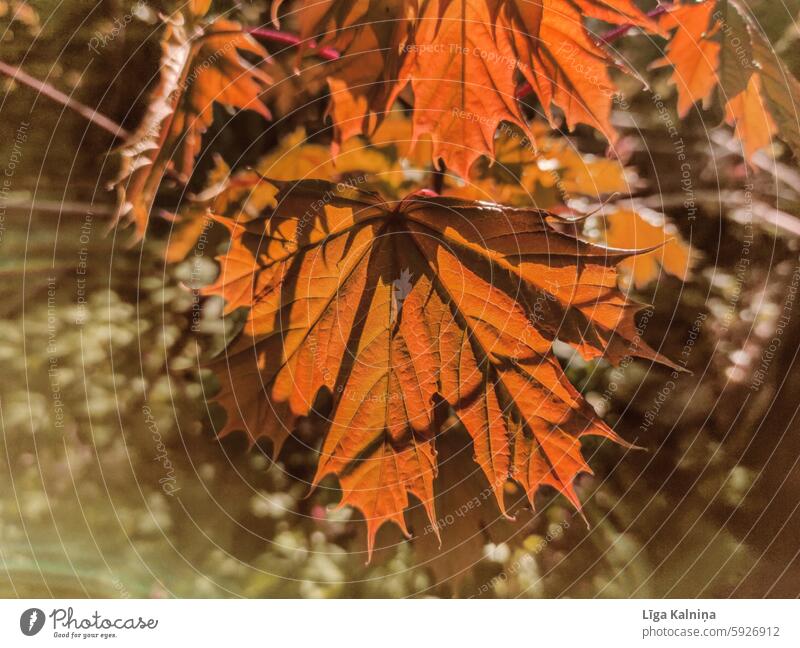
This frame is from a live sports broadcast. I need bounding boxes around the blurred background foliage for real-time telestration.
[2,0,800,597]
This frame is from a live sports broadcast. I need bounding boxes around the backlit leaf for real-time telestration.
[205,179,670,557]
[656,0,783,161]
[279,0,656,178]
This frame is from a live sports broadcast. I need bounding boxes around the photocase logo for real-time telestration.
[20,608,45,636]
[391,268,414,324]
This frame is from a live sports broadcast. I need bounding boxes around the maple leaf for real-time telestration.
[724,74,775,160]
[112,10,271,240]
[655,0,779,160]
[389,0,532,178]
[506,0,656,143]
[653,0,720,117]
[277,0,656,178]
[276,0,413,149]
[204,178,671,557]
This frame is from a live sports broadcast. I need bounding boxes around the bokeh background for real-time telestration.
[2,0,800,597]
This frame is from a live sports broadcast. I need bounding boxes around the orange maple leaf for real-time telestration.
[274,0,413,149]
[506,0,656,142]
[278,0,656,178]
[656,0,776,159]
[204,179,671,558]
[389,0,532,178]
[724,73,775,160]
[653,0,720,117]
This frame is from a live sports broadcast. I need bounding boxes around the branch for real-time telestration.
[0,60,130,139]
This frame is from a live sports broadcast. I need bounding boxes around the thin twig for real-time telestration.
[0,60,130,139]
[247,27,340,61]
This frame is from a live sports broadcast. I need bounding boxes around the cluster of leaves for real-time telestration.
[110,0,800,556]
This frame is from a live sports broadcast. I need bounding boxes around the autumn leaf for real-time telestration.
[389,0,533,178]
[653,0,720,117]
[278,0,656,178]
[732,2,798,158]
[204,178,671,557]
[113,11,271,240]
[724,74,775,160]
[508,0,656,143]
[275,0,413,149]
[656,0,778,160]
